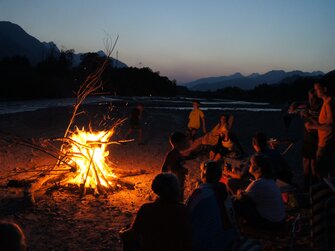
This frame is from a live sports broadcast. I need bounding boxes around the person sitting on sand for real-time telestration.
[125,103,145,145]
[119,173,192,251]
[223,132,286,195]
[183,114,234,157]
[0,221,27,251]
[233,154,286,231]
[187,100,206,141]
[161,132,189,201]
[187,161,237,251]
[252,132,293,184]
[209,130,245,161]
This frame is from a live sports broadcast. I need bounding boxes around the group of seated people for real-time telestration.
[184,113,293,193]
[224,131,293,194]
[120,112,293,250]
[184,114,245,160]
[120,156,286,251]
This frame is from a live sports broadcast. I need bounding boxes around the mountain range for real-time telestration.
[0,21,127,67]
[184,70,324,91]
[0,21,325,89]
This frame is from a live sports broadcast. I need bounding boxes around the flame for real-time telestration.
[64,127,117,191]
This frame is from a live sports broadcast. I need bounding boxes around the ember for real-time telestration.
[63,127,117,194]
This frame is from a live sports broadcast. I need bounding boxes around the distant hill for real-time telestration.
[0,21,127,67]
[0,21,59,64]
[184,70,324,91]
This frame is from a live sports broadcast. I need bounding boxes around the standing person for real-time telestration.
[289,89,322,191]
[187,100,206,141]
[305,82,335,179]
[125,103,144,145]
[119,173,192,251]
[161,132,189,201]
[187,161,237,251]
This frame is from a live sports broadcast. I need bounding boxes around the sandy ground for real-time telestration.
[0,103,310,250]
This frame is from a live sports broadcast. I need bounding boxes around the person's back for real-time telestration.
[122,202,191,251]
[187,161,237,251]
[120,173,192,251]
[133,200,191,251]
[246,178,285,223]
[161,148,184,174]
[187,184,234,251]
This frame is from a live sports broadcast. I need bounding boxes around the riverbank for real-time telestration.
[0,103,307,250]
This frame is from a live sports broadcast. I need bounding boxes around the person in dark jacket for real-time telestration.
[120,173,192,251]
[187,161,237,251]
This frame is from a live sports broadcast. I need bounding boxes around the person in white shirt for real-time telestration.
[233,154,286,230]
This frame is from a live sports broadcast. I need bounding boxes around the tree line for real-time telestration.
[1,50,333,104]
[0,51,178,101]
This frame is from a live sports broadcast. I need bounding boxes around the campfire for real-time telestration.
[63,126,117,195]
[3,41,141,199]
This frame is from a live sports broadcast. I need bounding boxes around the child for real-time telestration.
[125,103,144,144]
[161,132,189,201]
[187,100,206,141]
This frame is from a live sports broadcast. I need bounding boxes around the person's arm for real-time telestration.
[224,163,249,179]
[225,170,243,179]
[244,180,258,199]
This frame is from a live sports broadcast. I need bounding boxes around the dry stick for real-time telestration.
[93,164,104,194]
[16,141,77,171]
[56,35,119,167]
[94,163,114,189]
[80,148,96,197]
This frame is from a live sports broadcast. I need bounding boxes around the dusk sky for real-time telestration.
[1,0,334,83]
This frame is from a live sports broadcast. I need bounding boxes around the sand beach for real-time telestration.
[0,98,309,250]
